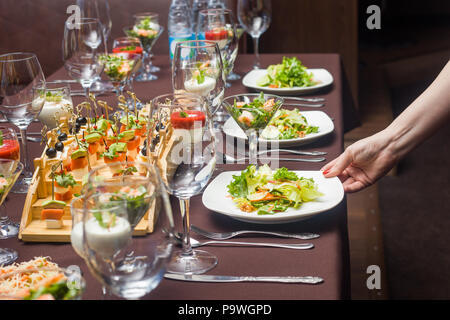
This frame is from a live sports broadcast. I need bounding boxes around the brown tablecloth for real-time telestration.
[3,54,351,300]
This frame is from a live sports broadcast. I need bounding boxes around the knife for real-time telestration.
[164,273,324,284]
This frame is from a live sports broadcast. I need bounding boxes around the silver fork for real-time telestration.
[284,96,325,103]
[255,149,327,156]
[191,225,320,240]
[217,152,326,163]
[188,237,314,250]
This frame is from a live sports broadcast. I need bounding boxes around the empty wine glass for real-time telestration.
[0,52,45,193]
[172,40,225,118]
[77,0,114,93]
[63,17,107,101]
[226,24,244,81]
[0,159,23,264]
[237,0,271,69]
[151,92,217,274]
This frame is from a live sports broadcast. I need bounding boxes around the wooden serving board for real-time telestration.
[18,140,157,243]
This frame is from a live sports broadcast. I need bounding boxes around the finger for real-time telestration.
[320,158,338,172]
[323,150,353,178]
[342,177,366,193]
[337,169,350,183]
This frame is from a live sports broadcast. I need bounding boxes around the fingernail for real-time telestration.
[322,169,330,175]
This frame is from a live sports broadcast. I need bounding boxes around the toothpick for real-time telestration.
[97,100,113,121]
[89,93,99,118]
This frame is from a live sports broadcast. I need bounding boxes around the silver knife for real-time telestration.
[164,273,323,284]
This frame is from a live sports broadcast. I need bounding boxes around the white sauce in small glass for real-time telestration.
[184,76,216,97]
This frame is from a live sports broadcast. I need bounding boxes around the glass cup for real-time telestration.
[36,82,74,129]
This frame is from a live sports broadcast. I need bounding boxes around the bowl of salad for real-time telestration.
[242,56,334,95]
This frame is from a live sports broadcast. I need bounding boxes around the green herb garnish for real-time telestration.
[54,172,77,188]
[179,111,188,118]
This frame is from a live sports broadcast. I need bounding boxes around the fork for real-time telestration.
[284,96,325,103]
[217,152,326,163]
[191,225,320,240]
[255,149,327,156]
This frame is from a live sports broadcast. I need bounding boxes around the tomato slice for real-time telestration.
[170,111,206,129]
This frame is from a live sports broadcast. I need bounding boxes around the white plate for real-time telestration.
[242,68,334,95]
[202,170,344,224]
[222,110,334,147]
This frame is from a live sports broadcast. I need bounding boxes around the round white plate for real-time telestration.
[222,110,334,147]
[242,68,334,96]
[202,170,344,224]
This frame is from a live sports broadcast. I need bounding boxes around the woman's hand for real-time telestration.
[321,130,398,193]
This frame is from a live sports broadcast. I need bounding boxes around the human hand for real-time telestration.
[321,131,398,193]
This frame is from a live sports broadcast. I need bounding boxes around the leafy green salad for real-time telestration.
[256,56,318,88]
[260,108,319,140]
[228,92,282,130]
[227,165,323,215]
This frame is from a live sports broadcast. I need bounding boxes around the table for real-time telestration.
[3,54,352,300]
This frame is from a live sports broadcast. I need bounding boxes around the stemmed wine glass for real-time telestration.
[112,36,144,110]
[101,42,142,100]
[197,9,238,82]
[124,12,163,82]
[77,0,114,93]
[222,93,282,166]
[227,24,244,81]
[63,17,107,102]
[0,52,45,193]
[151,92,217,274]
[0,159,24,264]
[237,0,271,69]
[172,40,225,119]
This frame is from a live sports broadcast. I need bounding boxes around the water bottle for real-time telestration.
[168,0,194,59]
[192,0,208,34]
[208,0,226,9]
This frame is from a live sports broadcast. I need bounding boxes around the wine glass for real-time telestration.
[226,24,244,81]
[77,0,114,93]
[0,52,45,193]
[197,9,238,80]
[0,159,23,264]
[82,177,175,299]
[124,12,163,82]
[112,36,144,110]
[86,161,158,230]
[36,82,73,129]
[222,93,282,166]
[172,40,225,119]
[63,17,107,101]
[151,92,217,274]
[0,128,20,239]
[237,0,271,69]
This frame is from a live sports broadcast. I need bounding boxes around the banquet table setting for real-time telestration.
[0,1,356,301]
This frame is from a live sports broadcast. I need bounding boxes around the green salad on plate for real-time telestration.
[256,56,317,88]
[260,108,319,140]
[227,165,323,215]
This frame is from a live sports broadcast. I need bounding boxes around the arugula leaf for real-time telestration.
[55,172,77,188]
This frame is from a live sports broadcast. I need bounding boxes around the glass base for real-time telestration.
[12,177,32,194]
[0,248,18,265]
[90,79,114,93]
[135,72,158,82]
[150,65,160,73]
[227,71,241,81]
[0,220,19,239]
[166,249,217,274]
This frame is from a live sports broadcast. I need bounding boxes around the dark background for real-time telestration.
[0,0,449,299]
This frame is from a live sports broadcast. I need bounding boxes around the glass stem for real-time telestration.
[143,51,152,73]
[179,198,193,256]
[248,129,258,166]
[0,203,8,222]
[252,36,261,69]
[20,128,32,178]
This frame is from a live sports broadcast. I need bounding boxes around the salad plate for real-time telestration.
[243,68,333,95]
[202,168,344,224]
[222,110,334,147]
